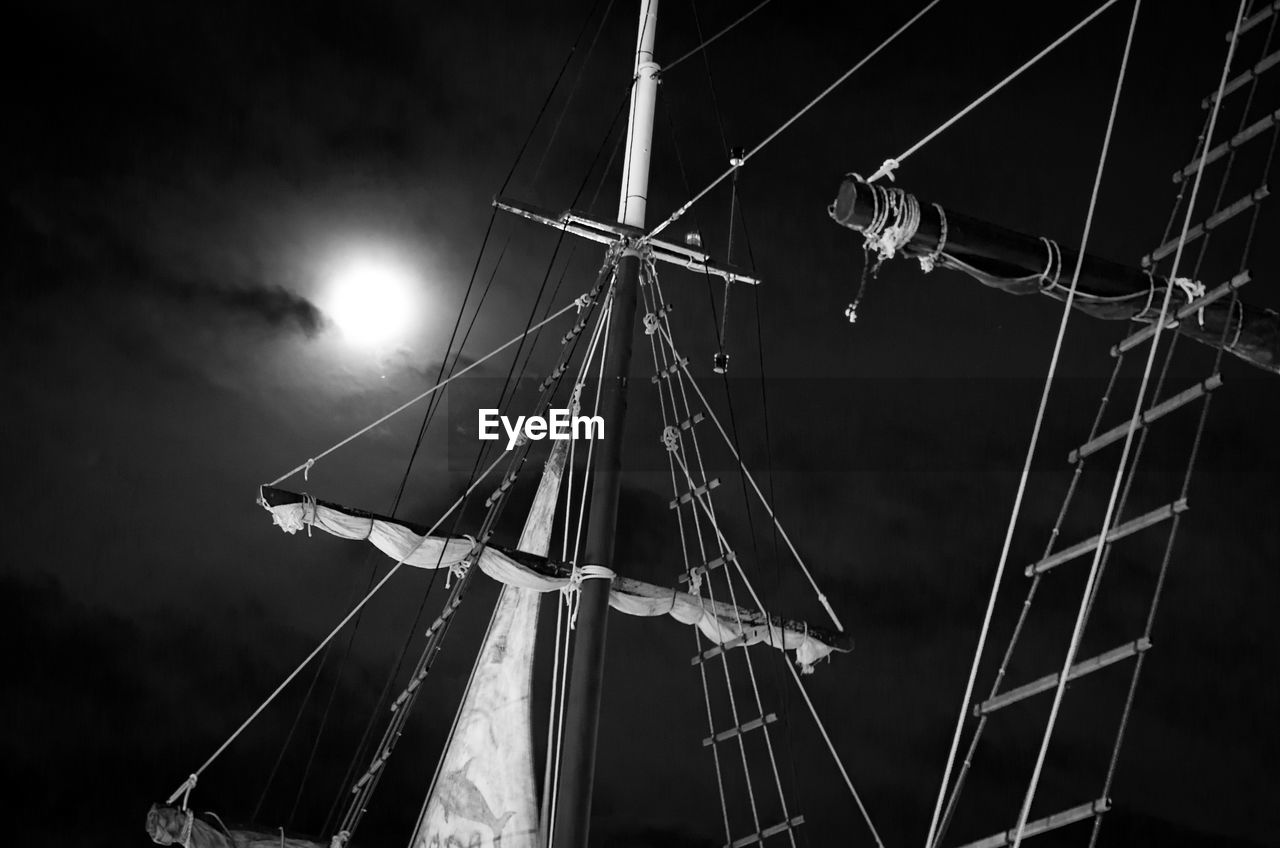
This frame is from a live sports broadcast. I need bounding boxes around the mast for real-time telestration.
[550,3,660,847]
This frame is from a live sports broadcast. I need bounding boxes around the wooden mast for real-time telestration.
[550,3,660,847]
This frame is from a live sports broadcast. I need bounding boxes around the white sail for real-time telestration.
[410,440,568,848]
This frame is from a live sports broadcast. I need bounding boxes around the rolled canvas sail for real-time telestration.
[411,440,568,848]
[261,483,849,671]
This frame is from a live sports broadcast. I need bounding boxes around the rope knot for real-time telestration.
[661,426,680,453]
[1172,276,1207,326]
[875,158,900,182]
[561,566,584,627]
[303,458,315,481]
[574,293,592,313]
[919,203,948,274]
[844,303,858,324]
[643,312,660,336]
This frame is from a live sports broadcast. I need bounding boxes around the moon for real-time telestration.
[322,253,421,348]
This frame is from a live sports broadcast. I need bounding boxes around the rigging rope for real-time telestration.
[166,451,511,807]
[266,301,581,488]
[647,0,947,241]
[654,323,843,632]
[923,3,1144,845]
[868,0,1125,184]
[643,281,881,842]
[642,267,771,842]
[1009,4,1242,846]
[663,0,775,75]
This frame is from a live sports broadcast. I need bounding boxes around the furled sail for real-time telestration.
[146,804,326,848]
[828,175,1280,376]
[411,441,570,848]
[259,484,848,672]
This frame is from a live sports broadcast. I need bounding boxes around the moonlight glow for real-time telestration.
[323,254,421,347]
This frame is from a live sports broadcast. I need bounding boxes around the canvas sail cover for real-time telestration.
[146,804,326,848]
[260,481,847,672]
[409,442,570,848]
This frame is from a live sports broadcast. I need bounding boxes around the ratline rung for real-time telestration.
[651,357,690,383]
[1174,110,1280,182]
[974,638,1151,716]
[702,712,779,747]
[691,634,747,665]
[1142,187,1270,267]
[1202,47,1280,109]
[679,412,705,431]
[678,551,735,584]
[953,799,1110,848]
[1229,1,1280,40]
[1113,271,1251,355]
[1069,374,1222,463]
[725,816,805,848]
[670,477,721,509]
[1026,499,1188,577]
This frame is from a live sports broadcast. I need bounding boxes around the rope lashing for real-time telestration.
[1038,237,1063,292]
[1172,276,1208,326]
[843,175,923,323]
[179,810,195,848]
[871,157,900,183]
[560,565,614,628]
[798,624,814,675]
[329,830,350,848]
[919,202,948,273]
[661,425,681,453]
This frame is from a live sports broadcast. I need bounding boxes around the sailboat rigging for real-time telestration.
[145,2,1279,847]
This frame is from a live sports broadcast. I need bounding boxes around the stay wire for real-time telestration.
[923,2,1143,845]
[1010,3,1232,845]
[664,0,774,76]
[528,0,617,193]
[320,238,513,835]
[286,2,609,821]
[648,0,947,240]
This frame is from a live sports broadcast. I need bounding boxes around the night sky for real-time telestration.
[4,2,1279,847]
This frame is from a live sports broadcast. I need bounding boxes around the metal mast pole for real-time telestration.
[551,2,660,847]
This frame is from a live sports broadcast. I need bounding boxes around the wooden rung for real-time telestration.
[650,357,690,383]
[1112,271,1251,355]
[953,799,1110,848]
[1174,110,1280,183]
[677,551,735,584]
[690,634,748,665]
[1229,1,1280,41]
[726,815,805,848]
[1025,500,1187,577]
[679,412,705,431]
[669,477,720,509]
[1142,186,1270,267]
[702,712,779,747]
[974,639,1151,717]
[1069,374,1222,463]
[1202,47,1280,109]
